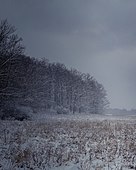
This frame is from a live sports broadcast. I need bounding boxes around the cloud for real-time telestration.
[0,0,136,108]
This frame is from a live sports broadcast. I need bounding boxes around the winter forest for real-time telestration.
[0,16,136,170]
[0,19,109,120]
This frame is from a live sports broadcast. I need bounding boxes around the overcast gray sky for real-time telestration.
[0,0,136,109]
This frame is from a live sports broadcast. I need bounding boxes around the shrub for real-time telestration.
[56,106,69,114]
[0,106,30,121]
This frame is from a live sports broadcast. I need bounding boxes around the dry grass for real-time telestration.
[0,116,136,169]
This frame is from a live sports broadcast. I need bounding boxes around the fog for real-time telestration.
[0,0,136,109]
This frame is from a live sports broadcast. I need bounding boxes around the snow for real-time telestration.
[0,114,136,170]
[51,164,79,170]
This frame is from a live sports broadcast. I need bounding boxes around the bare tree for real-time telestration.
[0,19,24,58]
[0,19,25,100]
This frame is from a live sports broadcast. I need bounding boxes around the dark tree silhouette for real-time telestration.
[0,19,109,120]
[0,19,24,58]
[0,19,25,119]
[0,19,24,96]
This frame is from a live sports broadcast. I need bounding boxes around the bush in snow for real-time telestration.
[56,106,69,114]
[0,106,30,121]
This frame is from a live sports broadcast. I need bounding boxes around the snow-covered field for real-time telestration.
[0,114,136,170]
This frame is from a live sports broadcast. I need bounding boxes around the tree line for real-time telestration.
[0,20,109,119]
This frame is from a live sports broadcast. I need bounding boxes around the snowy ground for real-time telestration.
[0,114,136,170]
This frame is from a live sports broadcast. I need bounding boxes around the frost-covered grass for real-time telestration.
[0,114,136,170]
